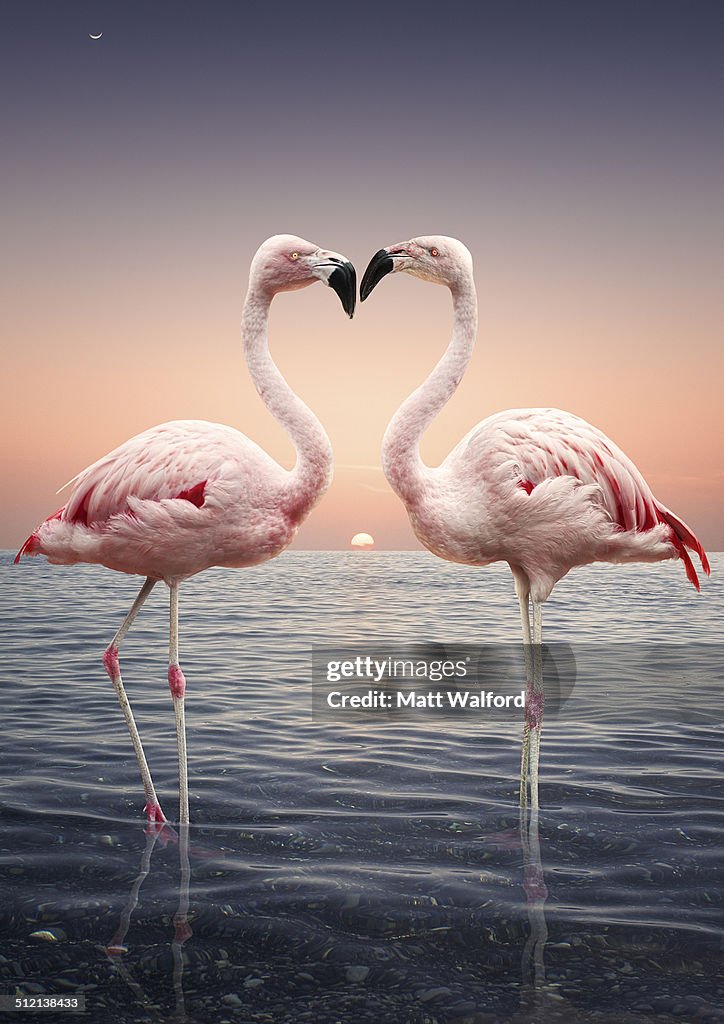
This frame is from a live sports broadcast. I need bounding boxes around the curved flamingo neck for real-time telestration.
[382,276,478,505]
[241,286,333,518]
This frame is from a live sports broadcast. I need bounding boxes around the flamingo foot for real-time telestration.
[152,823,179,846]
[144,800,167,825]
[144,802,178,845]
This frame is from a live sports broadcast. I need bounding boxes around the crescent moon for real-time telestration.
[89,32,103,40]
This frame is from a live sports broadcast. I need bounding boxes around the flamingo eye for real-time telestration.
[430,247,439,257]
[290,252,300,261]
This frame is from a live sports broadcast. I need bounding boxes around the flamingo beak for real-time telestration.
[312,255,356,318]
[327,259,357,319]
[361,246,415,301]
[360,249,394,301]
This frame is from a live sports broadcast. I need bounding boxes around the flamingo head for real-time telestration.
[251,234,356,317]
[360,235,473,300]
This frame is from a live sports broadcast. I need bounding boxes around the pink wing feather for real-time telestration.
[14,422,241,563]
[61,423,213,526]
[471,409,710,589]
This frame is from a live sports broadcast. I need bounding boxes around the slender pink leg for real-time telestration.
[168,582,189,825]
[515,570,546,815]
[528,601,545,811]
[517,587,534,812]
[103,577,166,826]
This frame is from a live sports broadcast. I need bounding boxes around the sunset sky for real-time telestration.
[2,2,723,550]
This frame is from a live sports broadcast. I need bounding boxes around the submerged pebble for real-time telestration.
[345,965,370,983]
[28,930,65,943]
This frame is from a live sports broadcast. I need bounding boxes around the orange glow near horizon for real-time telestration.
[2,255,723,552]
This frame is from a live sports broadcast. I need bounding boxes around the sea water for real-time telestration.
[1,551,722,1023]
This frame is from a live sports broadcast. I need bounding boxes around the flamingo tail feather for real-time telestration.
[655,502,710,589]
[14,508,64,564]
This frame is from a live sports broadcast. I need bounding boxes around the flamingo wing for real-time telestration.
[14,420,282,565]
[60,421,238,526]
[14,422,214,563]
[497,409,659,531]
[466,409,710,587]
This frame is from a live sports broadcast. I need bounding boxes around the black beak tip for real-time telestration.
[360,249,394,301]
[328,262,357,319]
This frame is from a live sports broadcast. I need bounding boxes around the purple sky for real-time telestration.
[2,1,723,548]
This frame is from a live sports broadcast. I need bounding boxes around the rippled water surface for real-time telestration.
[1,551,722,1023]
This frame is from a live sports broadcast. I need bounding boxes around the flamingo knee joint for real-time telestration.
[103,645,120,677]
[168,664,186,699]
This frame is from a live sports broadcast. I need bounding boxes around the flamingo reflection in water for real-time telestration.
[105,824,193,1022]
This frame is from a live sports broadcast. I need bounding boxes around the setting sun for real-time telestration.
[351,533,375,549]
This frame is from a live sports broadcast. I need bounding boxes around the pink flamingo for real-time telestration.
[361,235,710,811]
[15,234,356,827]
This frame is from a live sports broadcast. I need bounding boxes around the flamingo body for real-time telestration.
[404,406,708,602]
[17,419,305,581]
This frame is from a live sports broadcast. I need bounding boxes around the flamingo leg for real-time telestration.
[528,602,545,811]
[103,577,166,825]
[520,804,549,1002]
[172,823,193,1017]
[168,582,189,825]
[517,590,534,812]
